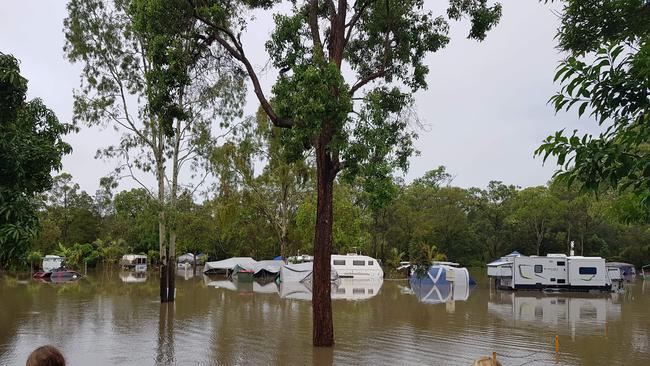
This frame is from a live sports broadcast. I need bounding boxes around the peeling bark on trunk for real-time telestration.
[312,141,335,347]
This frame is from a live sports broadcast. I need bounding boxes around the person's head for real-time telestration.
[26,345,65,366]
[472,356,502,366]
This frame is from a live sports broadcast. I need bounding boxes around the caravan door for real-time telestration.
[554,259,568,286]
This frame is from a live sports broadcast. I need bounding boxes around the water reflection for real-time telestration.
[332,279,383,300]
[176,266,201,281]
[119,271,147,283]
[206,275,384,301]
[409,280,471,305]
[278,279,384,301]
[488,291,621,335]
[156,303,175,365]
[1,271,649,366]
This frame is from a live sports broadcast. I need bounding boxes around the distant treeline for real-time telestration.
[16,166,650,271]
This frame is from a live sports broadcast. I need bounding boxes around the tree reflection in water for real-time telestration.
[156,303,175,365]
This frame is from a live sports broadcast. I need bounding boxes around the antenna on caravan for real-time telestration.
[570,241,575,256]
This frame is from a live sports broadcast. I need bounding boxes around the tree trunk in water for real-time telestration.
[167,230,177,301]
[312,143,334,347]
[159,210,169,302]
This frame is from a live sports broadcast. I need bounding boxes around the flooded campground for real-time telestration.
[0,269,648,366]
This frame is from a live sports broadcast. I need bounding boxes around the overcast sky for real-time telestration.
[0,0,594,194]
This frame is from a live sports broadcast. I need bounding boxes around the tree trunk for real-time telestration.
[312,142,335,347]
[157,146,170,302]
[371,214,378,259]
[280,228,288,260]
[167,230,176,301]
[159,210,168,302]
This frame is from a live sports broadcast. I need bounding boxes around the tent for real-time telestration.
[279,262,339,283]
[410,264,470,286]
[251,260,283,278]
[203,257,257,275]
[409,264,473,304]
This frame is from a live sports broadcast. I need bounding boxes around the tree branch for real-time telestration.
[350,69,387,95]
[189,1,294,129]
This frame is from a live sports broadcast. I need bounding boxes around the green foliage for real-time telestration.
[537,0,650,217]
[55,243,101,269]
[411,243,433,279]
[385,247,404,269]
[134,0,502,206]
[295,184,370,255]
[0,53,73,268]
[20,166,650,270]
[26,251,42,269]
[507,186,562,255]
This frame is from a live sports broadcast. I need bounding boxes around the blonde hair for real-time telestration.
[26,345,65,366]
[472,356,502,366]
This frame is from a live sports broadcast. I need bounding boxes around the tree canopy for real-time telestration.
[0,53,74,268]
[537,0,650,212]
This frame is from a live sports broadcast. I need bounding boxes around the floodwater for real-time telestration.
[0,268,648,366]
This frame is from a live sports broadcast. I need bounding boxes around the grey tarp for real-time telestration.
[251,260,283,277]
[203,257,257,273]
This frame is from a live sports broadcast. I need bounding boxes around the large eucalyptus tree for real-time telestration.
[135,0,501,345]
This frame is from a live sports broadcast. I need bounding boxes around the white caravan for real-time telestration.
[488,253,622,292]
[120,254,148,272]
[330,254,383,279]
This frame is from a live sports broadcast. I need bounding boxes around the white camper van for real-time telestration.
[488,253,622,292]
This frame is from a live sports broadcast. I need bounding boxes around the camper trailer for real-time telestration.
[120,254,148,272]
[488,253,623,292]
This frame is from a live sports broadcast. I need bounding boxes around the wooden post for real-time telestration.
[555,335,559,353]
[492,351,497,365]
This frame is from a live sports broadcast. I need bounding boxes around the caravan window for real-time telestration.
[353,260,365,266]
[557,261,565,266]
[333,260,346,266]
[368,260,374,266]
[534,265,543,273]
[579,267,597,275]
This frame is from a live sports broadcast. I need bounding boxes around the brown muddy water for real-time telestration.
[0,268,648,366]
